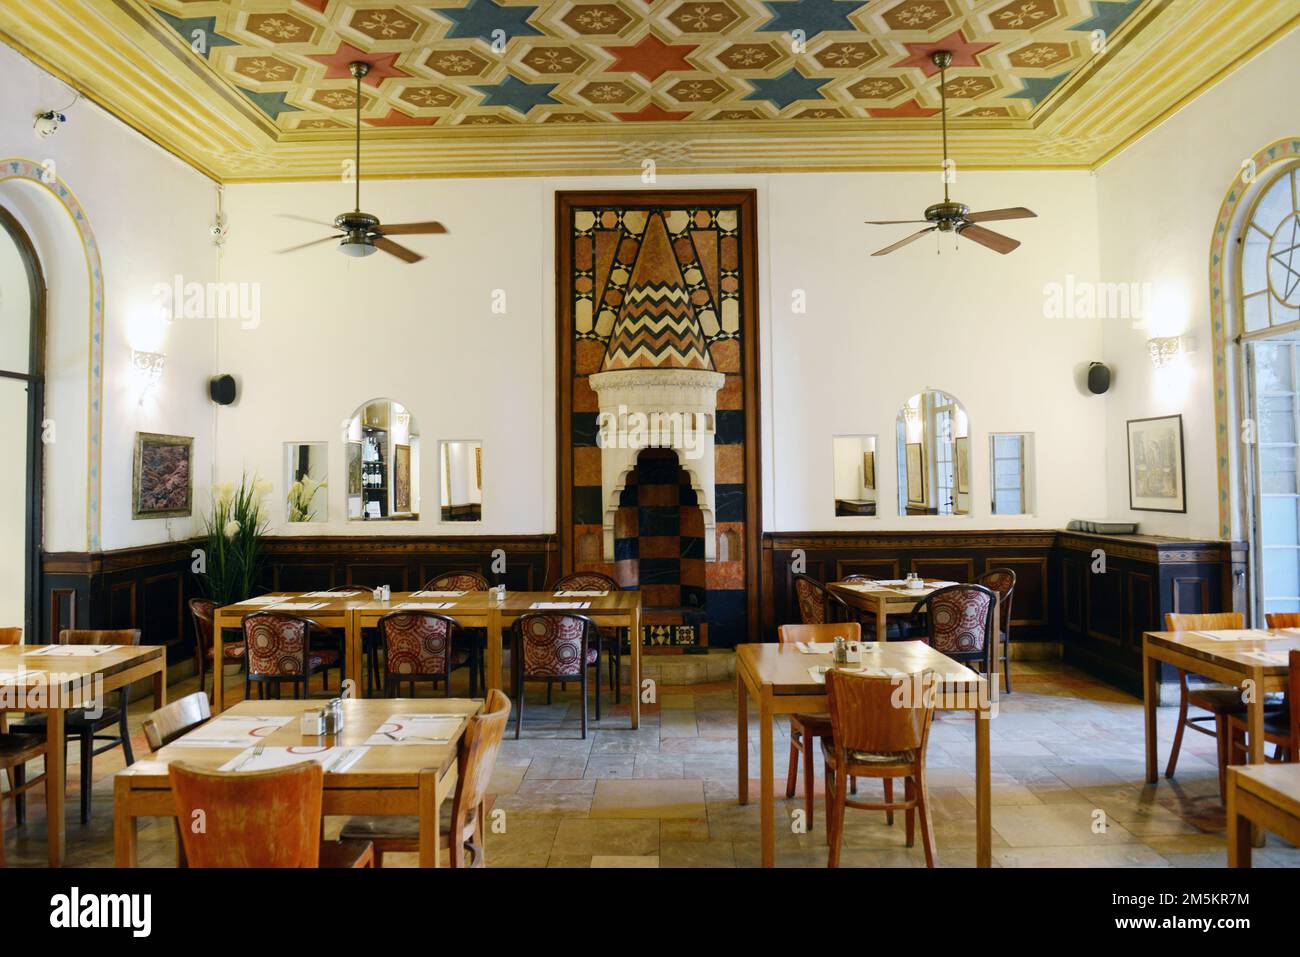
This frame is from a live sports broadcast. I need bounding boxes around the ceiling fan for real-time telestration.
[276,61,446,263]
[867,50,1036,256]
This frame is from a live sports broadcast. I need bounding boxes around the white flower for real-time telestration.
[214,481,235,507]
[253,479,273,497]
[223,520,241,539]
[289,480,304,498]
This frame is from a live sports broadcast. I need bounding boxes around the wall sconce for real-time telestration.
[1147,336,1196,369]
[131,349,166,382]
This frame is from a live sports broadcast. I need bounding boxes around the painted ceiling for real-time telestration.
[0,0,1295,179]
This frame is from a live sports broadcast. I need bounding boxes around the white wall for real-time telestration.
[0,41,218,552]
[1096,28,1300,539]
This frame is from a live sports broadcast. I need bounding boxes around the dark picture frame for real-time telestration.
[1126,413,1186,513]
[132,432,193,519]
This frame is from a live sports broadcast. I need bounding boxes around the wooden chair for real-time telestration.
[340,689,512,866]
[242,612,342,700]
[143,692,212,751]
[792,574,828,625]
[1163,612,1261,800]
[824,668,938,867]
[554,571,623,702]
[377,611,476,697]
[912,584,998,680]
[10,628,141,824]
[976,567,1016,693]
[0,731,47,866]
[777,623,861,829]
[0,628,19,646]
[423,571,491,694]
[1227,648,1299,767]
[168,760,373,867]
[1265,612,1300,630]
[189,598,245,705]
[512,613,598,738]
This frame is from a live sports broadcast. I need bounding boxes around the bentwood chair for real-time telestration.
[1227,648,1299,767]
[142,692,212,751]
[778,623,860,829]
[190,598,245,705]
[1162,612,1275,800]
[975,567,1017,693]
[241,612,342,700]
[793,574,828,625]
[168,760,373,868]
[554,571,622,701]
[423,570,491,694]
[824,668,939,868]
[912,585,998,680]
[377,611,475,697]
[512,613,598,738]
[341,689,512,866]
[11,628,141,824]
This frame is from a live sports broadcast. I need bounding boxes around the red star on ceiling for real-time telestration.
[308,42,409,87]
[614,103,692,122]
[603,34,696,82]
[893,30,996,76]
[366,109,438,127]
[867,99,941,118]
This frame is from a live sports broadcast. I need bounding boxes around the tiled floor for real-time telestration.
[4,658,1298,868]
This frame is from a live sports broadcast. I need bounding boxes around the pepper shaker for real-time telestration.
[832,636,848,667]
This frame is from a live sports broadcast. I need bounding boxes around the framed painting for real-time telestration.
[393,443,411,512]
[346,441,362,496]
[1127,414,1186,512]
[132,432,192,519]
[955,436,970,494]
[863,450,875,490]
[906,442,925,505]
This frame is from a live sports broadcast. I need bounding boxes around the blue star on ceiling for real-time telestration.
[238,88,302,121]
[757,0,863,38]
[470,74,559,114]
[152,9,238,58]
[432,0,542,42]
[1069,0,1143,36]
[744,69,829,109]
[1007,72,1069,108]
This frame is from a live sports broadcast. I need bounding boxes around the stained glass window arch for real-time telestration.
[1240,164,1300,335]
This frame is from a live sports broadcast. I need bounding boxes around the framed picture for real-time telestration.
[346,441,362,496]
[475,444,482,490]
[906,442,925,505]
[955,436,970,494]
[1127,414,1186,512]
[393,443,411,513]
[862,450,875,490]
[132,432,192,519]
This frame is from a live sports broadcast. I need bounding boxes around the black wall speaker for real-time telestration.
[1087,362,1111,395]
[209,374,237,406]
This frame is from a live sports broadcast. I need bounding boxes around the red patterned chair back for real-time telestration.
[378,612,459,676]
[189,598,216,655]
[423,570,490,591]
[915,585,997,655]
[242,612,316,677]
[826,668,936,755]
[975,567,1016,634]
[554,572,619,592]
[792,574,827,625]
[514,613,594,679]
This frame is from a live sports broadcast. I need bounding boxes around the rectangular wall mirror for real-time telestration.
[832,434,877,516]
[990,432,1035,515]
[440,440,482,522]
[284,442,327,523]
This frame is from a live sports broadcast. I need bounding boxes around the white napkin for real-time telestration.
[264,602,326,611]
[394,602,453,610]
[1241,650,1290,666]
[807,665,907,684]
[530,601,591,609]
[175,714,294,748]
[239,595,284,605]
[554,590,608,597]
[411,590,467,598]
[300,590,362,598]
[364,714,465,746]
[218,746,367,773]
[22,644,116,657]
[1193,629,1279,642]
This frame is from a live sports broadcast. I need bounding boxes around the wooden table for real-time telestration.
[0,644,165,866]
[735,640,992,867]
[1227,763,1300,866]
[828,580,1002,685]
[113,697,480,867]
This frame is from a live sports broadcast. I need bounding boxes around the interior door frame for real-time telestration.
[554,189,763,644]
[0,205,47,644]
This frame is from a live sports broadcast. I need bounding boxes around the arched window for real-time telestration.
[1240,167,1300,334]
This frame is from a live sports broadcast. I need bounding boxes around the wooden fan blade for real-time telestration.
[965,207,1036,223]
[277,213,338,228]
[275,235,340,254]
[958,223,1020,254]
[372,236,424,263]
[865,219,929,225]
[376,221,447,235]
[871,227,936,257]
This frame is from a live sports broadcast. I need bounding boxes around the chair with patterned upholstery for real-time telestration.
[512,613,599,739]
[554,571,623,702]
[241,612,342,700]
[975,567,1017,693]
[823,668,939,867]
[190,598,246,705]
[423,570,490,694]
[912,584,998,679]
[793,574,828,625]
[377,611,475,697]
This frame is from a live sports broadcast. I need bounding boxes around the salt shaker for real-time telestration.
[329,698,345,733]
[832,637,848,667]
[301,708,325,736]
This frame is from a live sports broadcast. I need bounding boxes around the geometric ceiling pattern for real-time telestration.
[0,0,1295,179]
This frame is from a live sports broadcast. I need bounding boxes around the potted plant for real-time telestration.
[199,474,272,606]
[287,475,326,523]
